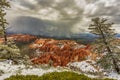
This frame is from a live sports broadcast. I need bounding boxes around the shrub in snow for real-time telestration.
[0,40,21,61]
[0,69,4,76]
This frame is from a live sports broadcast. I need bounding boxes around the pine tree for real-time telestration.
[0,0,10,44]
[0,0,21,62]
[88,17,120,74]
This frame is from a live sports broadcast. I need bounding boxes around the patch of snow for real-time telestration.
[117,46,120,48]
[68,61,98,73]
[68,60,120,80]
[74,45,86,49]
[0,60,120,80]
[0,60,60,80]
[33,44,43,48]
[106,72,120,80]
[60,45,65,49]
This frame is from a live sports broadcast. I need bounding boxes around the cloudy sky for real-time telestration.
[6,0,120,38]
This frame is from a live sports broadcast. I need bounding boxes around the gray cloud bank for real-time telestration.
[6,0,120,38]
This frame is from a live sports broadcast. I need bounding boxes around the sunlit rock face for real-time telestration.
[0,34,37,43]
[30,38,93,66]
[6,0,120,38]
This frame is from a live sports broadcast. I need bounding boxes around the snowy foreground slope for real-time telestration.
[0,60,120,80]
[67,60,120,80]
[0,60,61,80]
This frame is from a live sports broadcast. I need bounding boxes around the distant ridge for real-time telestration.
[6,31,97,40]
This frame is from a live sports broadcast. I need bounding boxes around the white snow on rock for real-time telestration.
[67,61,98,73]
[106,72,120,80]
[67,60,120,80]
[0,60,120,80]
[0,60,60,80]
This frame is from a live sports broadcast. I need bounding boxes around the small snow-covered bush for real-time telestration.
[0,40,21,60]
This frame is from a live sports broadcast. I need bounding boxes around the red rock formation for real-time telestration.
[0,38,4,44]
[9,34,37,43]
[0,34,37,44]
[30,39,93,67]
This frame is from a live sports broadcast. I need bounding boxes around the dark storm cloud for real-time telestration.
[7,0,87,38]
[6,0,120,38]
[7,16,76,38]
[36,0,55,7]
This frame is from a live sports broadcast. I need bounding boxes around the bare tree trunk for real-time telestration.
[3,25,7,44]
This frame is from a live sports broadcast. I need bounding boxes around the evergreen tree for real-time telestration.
[88,17,120,74]
[0,0,10,44]
[0,0,21,62]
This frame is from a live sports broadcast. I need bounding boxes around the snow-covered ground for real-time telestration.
[0,60,120,80]
[67,61,98,73]
[0,60,62,80]
[67,60,120,80]
[107,72,120,80]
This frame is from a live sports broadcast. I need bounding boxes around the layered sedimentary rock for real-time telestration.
[30,39,94,67]
[0,34,37,43]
